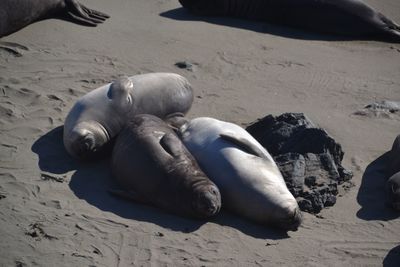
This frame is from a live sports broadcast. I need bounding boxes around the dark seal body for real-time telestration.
[387,135,400,211]
[63,73,194,160]
[179,0,400,41]
[111,114,221,219]
[0,0,109,38]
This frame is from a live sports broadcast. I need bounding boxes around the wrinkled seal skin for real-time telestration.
[0,0,109,38]
[111,114,221,219]
[175,117,302,231]
[387,135,400,211]
[179,0,400,41]
[63,73,194,160]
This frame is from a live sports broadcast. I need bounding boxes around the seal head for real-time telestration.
[191,180,221,218]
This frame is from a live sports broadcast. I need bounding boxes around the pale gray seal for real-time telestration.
[387,135,400,211]
[179,0,400,41]
[0,0,109,38]
[63,73,193,160]
[174,117,302,230]
[110,114,221,219]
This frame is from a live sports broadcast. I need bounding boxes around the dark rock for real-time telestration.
[246,113,353,213]
[304,176,317,187]
[174,61,198,72]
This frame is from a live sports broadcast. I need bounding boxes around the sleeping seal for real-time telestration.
[179,0,400,41]
[173,117,302,230]
[387,135,400,211]
[0,0,109,38]
[111,114,221,219]
[63,73,193,160]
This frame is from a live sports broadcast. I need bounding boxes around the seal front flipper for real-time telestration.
[160,133,184,158]
[108,189,150,205]
[219,132,268,159]
[65,0,110,27]
[165,113,189,132]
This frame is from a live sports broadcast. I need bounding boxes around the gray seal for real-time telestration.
[63,73,193,160]
[0,0,109,38]
[387,135,400,211]
[110,114,221,219]
[174,117,302,230]
[179,0,400,41]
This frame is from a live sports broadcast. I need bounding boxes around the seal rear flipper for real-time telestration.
[377,13,400,42]
[160,133,184,158]
[65,0,110,27]
[165,114,189,132]
[108,189,150,205]
[219,133,269,159]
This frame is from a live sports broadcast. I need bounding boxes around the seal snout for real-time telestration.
[66,122,109,160]
[194,185,222,218]
[279,206,302,231]
[68,129,96,158]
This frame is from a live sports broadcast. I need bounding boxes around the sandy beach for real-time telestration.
[0,0,399,266]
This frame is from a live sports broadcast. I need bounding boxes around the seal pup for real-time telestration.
[387,135,400,211]
[173,117,302,230]
[111,114,221,219]
[178,0,400,41]
[0,0,109,38]
[63,73,193,160]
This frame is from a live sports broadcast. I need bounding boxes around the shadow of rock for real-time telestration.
[383,245,400,267]
[160,8,361,42]
[356,152,399,220]
[32,127,288,239]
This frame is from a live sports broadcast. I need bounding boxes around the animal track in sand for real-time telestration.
[39,200,62,210]
[25,222,58,241]
[0,42,29,58]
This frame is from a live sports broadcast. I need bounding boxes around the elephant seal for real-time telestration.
[179,0,400,41]
[173,117,302,230]
[110,114,221,219]
[63,73,193,160]
[387,135,400,211]
[0,0,109,38]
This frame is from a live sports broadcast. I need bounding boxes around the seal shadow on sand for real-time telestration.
[383,245,400,267]
[160,8,362,42]
[31,126,289,239]
[356,152,399,221]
